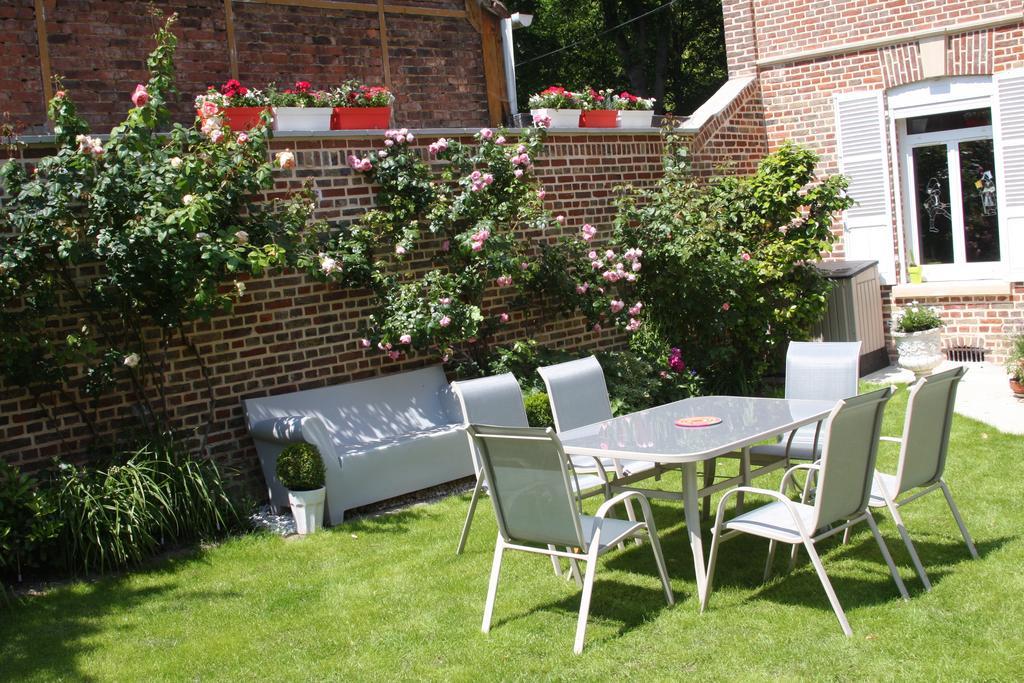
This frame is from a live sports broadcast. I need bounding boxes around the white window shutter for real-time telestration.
[834,92,897,283]
[993,68,1024,281]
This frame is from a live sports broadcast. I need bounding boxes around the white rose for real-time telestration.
[235,281,246,296]
[123,353,140,368]
[169,157,183,169]
[235,230,249,244]
[182,194,194,206]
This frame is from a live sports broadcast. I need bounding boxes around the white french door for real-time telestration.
[899,112,1004,281]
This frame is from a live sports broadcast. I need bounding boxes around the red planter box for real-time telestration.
[221,107,271,130]
[580,110,618,128]
[331,107,392,130]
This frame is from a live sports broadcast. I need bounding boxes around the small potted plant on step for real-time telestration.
[892,300,945,378]
[276,443,327,535]
[1006,332,1024,397]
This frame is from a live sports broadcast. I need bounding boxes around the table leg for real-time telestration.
[736,446,751,515]
[683,461,708,608]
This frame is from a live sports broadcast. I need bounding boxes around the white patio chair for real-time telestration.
[451,373,610,557]
[537,355,659,479]
[701,386,910,636]
[701,341,861,517]
[859,365,978,591]
[467,423,674,654]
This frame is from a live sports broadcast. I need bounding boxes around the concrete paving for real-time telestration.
[864,361,1024,435]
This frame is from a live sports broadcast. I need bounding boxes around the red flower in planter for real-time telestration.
[294,81,312,93]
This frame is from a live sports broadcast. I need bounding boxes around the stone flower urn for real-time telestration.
[893,328,944,378]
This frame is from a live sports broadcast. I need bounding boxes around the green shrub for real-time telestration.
[523,391,554,428]
[51,440,240,575]
[487,340,576,394]
[611,131,853,394]
[893,302,943,333]
[0,463,62,583]
[275,444,325,491]
[1006,332,1024,382]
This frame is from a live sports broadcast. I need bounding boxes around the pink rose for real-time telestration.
[360,338,371,348]
[581,224,597,242]
[496,136,506,145]
[479,128,494,140]
[537,190,546,200]
[513,169,524,179]
[236,132,249,144]
[378,150,388,159]
[439,315,451,328]
[556,215,565,224]
[131,84,149,108]
[741,252,751,261]
[628,302,643,316]
[209,129,224,144]
[626,318,641,332]
[721,302,730,311]
[395,245,407,255]
[400,334,412,345]
[385,139,394,147]
[441,239,450,252]
[610,300,625,313]
[592,323,602,334]
[388,351,402,361]
[439,297,451,305]
[576,283,589,295]
[200,100,219,118]
[496,275,513,287]
[499,312,510,323]
[471,241,483,252]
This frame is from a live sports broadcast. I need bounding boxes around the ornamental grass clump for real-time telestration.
[893,301,944,333]
[275,444,326,492]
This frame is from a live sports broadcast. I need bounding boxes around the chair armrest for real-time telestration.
[779,462,821,494]
[594,490,649,520]
[568,455,610,481]
[714,486,812,538]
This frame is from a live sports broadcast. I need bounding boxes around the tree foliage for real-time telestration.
[506,0,727,115]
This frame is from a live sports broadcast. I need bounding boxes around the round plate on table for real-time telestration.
[674,416,722,428]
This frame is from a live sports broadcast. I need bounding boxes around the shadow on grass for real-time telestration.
[0,559,196,680]
[488,577,673,643]
[336,506,434,536]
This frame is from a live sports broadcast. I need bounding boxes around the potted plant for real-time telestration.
[269,81,333,132]
[194,79,270,131]
[892,301,945,378]
[1006,333,1024,397]
[275,443,327,535]
[579,88,617,128]
[330,81,394,130]
[907,260,923,283]
[528,86,583,128]
[612,91,656,128]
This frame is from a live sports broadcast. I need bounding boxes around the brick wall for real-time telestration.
[687,78,768,177]
[0,130,667,495]
[0,0,491,134]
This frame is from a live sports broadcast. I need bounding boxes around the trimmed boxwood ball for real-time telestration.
[523,391,554,429]
[275,443,326,492]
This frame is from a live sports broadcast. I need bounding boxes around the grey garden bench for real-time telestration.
[243,365,473,524]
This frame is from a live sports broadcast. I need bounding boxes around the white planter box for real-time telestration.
[617,110,655,128]
[272,107,332,132]
[288,487,326,535]
[893,328,944,378]
[530,108,581,129]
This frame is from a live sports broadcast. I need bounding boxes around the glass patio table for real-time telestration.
[558,395,835,607]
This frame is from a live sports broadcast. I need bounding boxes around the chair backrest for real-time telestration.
[536,356,613,433]
[785,342,861,402]
[895,366,966,494]
[811,386,893,530]
[467,424,587,549]
[785,342,862,447]
[451,373,529,475]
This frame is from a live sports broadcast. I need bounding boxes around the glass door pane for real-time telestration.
[958,139,1000,262]
[912,145,954,264]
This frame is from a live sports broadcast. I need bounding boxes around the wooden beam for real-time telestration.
[234,0,465,19]
[474,5,508,126]
[377,0,392,89]
[224,0,240,80]
[33,0,54,105]
[464,0,481,33]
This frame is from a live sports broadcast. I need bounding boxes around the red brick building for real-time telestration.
[694,0,1024,361]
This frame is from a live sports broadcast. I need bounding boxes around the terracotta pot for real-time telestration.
[1011,378,1024,397]
[331,106,392,130]
[579,109,618,128]
[893,327,944,378]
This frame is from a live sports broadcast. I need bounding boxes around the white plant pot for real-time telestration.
[272,107,332,131]
[617,110,655,128]
[893,328,944,378]
[530,107,581,128]
[288,487,326,535]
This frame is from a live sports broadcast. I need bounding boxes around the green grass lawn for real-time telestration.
[3,384,1023,681]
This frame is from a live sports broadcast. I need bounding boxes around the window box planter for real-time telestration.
[893,328,944,378]
[220,106,271,131]
[580,110,618,128]
[531,107,581,129]
[617,110,655,128]
[272,106,332,132]
[331,106,392,130]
